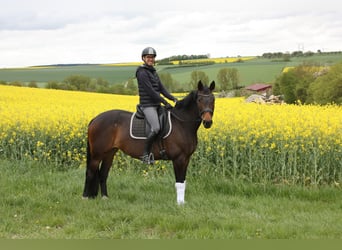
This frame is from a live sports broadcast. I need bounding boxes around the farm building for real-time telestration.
[245,83,272,92]
[245,83,272,95]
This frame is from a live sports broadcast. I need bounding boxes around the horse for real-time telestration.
[82,80,215,204]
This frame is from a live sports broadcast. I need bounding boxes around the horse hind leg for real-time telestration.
[99,149,117,198]
[82,158,101,199]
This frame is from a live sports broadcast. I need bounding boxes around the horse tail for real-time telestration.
[86,117,95,169]
[83,123,100,198]
[86,137,91,169]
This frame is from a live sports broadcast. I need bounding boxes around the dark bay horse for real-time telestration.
[82,80,215,204]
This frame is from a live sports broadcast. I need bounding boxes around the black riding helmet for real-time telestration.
[141,47,157,59]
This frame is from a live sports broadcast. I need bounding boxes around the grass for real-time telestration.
[1,54,342,87]
[1,159,342,239]
[160,60,288,85]
[0,65,137,85]
[161,53,342,86]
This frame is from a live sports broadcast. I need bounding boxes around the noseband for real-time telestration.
[197,93,214,117]
[200,108,214,116]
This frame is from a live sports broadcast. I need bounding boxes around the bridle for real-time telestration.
[197,93,214,117]
[171,93,214,122]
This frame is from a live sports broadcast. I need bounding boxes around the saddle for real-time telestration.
[129,105,172,140]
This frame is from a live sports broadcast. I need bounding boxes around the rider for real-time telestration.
[136,47,177,164]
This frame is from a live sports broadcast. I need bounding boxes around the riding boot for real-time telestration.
[141,131,158,164]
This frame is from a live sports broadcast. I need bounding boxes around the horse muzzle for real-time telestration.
[201,109,213,129]
[202,119,213,128]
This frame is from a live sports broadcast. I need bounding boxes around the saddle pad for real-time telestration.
[129,111,172,140]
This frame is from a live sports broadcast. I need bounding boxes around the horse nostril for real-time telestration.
[203,120,212,128]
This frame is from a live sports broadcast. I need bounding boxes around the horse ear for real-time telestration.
[198,80,204,91]
[209,81,215,91]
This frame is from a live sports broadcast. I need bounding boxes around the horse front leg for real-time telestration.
[172,156,190,205]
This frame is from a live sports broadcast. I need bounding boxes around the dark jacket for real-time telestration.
[136,64,175,107]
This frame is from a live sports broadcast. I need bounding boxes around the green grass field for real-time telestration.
[0,65,137,86]
[1,159,342,239]
[1,54,342,87]
[160,60,288,85]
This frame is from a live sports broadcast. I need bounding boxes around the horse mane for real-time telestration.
[174,90,197,110]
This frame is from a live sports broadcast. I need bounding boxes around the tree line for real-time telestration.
[261,50,342,61]
[0,76,137,95]
[157,54,209,65]
[273,62,342,104]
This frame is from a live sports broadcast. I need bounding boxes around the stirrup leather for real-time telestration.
[141,153,155,165]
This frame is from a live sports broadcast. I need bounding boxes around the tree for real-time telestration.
[46,80,60,89]
[293,62,320,103]
[274,70,297,103]
[94,77,110,93]
[125,78,137,95]
[217,68,240,91]
[28,81,38,88]
[274,62,321,104]
[217,68,230,90]
[229,68,240,89]
[159,72,175,92]
[9,81,24,87]
[63,75,91,91]
[96,77,109,88]
[308,62,342,104]
[190,71,209,89]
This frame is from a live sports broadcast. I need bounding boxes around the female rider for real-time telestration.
[136,47,177,164]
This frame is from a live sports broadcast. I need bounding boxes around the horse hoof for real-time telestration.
[82,196,88,200]
[102,196,109,200]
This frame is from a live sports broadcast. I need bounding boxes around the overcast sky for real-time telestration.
[0,0,341,67]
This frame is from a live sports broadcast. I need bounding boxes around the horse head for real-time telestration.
[197,80,215,128]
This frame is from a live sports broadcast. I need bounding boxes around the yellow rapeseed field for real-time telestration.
[1,85,341,184]
[171,56,255,65]
[101,56,256,66]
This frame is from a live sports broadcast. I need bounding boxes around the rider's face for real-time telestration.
[143,55,155,66]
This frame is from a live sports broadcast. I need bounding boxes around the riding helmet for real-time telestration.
[141,47,157,58]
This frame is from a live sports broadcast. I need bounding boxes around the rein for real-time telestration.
[170,110,202,123]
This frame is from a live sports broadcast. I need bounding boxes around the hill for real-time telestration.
[1,53,342,87]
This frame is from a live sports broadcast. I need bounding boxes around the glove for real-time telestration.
[164,103,173,110]
[173,97,178,104]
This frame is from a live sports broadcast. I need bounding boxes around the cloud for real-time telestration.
[0,0,341,67]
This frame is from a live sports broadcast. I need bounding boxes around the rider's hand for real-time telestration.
[164,103,173,110]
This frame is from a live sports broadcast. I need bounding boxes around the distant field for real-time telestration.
[0,65,137,85]
[170,56,256,65]
[1,54,341,87]
[160,60,288,85]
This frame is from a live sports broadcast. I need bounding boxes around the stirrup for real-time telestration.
[141,153,154,165]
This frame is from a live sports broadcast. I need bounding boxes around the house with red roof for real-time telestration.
[245,83,272,95]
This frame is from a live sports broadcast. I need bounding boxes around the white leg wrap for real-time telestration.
[175,181,186,205]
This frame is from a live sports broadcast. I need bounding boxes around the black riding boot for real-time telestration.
[141,131,158,164]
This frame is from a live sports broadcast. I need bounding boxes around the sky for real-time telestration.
[0,0,341,68]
